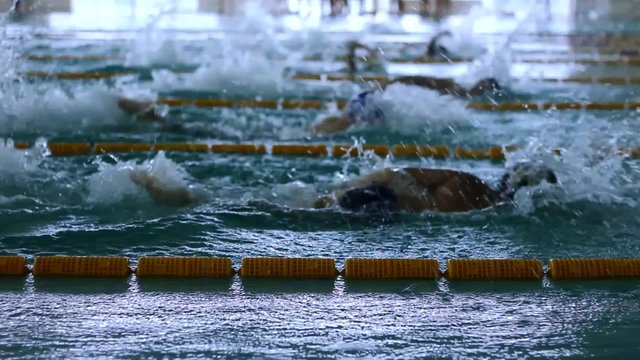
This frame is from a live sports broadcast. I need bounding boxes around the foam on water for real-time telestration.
[87,151,191,205]
[125,35,183,67]
[269,180,320,209]
[0,83,131,132]
[504,134,639,213]
[371,83,472,133]
[175,55,285,94]
[0,137,47,184]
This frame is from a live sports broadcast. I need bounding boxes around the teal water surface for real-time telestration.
[2,12,640,359]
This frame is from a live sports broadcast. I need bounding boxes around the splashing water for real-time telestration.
[87,151,191,205]
[373,83,472,133]
[125,35,182,67]
[0,83,131,132]
[504,132,640,213]
[0,137,48,183]
[269,181,320,209]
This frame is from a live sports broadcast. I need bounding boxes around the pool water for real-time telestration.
[1,4,640,359]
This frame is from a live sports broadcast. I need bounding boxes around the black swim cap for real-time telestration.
[339,184,397,212]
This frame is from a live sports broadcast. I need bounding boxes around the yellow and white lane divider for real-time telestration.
[11,142,640,160]
[291,73,640,85]
[22,70,640,86]
[155,98,640,112]
[301,55,640,66]
[466,102,640,111]
[4,255,640,281]
[22,55,640,66]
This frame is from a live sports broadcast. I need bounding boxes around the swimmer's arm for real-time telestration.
[383,76,466,96]
[426,30,452,56]
[130,170,196,207]
[117,96,166,124]
[313,189,346,209]
[346,41,373,74]
[402,168,464,190]
[311,115,352,135]
[314,169,397,207]
[382,76,441,90]
[341,169,395,188]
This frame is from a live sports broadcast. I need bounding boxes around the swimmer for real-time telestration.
[345,40,386,74]
[116,96,184,132]
[343,31,450,74]
[330,0,349,16]
[426,30,452,57]
[311,76,501,134]
[128,162,557,213]
[129,169,196,207]
[9,0,27,20]
[314,162,558,213]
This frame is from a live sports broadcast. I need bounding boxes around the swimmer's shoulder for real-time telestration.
[403,168,488,189]
[389,76,454,90]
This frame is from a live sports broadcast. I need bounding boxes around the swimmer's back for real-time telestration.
[385,76,467,96]
[402,168,500,212]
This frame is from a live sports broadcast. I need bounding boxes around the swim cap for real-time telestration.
[478,78,502,91]
[502,162,557,191]
[339,183,397,212]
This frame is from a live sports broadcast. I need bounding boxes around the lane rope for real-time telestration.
[11,142,640,159]
[466,102,640,111]
[5,255,640,281]
[157,98,640,112]
[11,84,636,111]
[301,55,640,66]
[23,44,640,62]
[23,55,640,66]
[291,73,640,85]
[22,71,640,86]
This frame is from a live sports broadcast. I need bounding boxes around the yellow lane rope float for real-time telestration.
[5,256,640,281]
[548,258,640,280]
[32,256,131,277]
[343,258,440,279]
[137,257,234,278]
[446,259,544,280]
[12,142,640,160]
[240,258,339,278]
[0,256,29,276]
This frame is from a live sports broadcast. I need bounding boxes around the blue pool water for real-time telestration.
[1,2,640,358]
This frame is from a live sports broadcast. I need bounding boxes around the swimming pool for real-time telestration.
[2,4,640,358]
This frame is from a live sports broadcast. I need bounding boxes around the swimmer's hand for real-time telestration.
[117,96,166,124]
[314,193,337,208]
[311,115,352,135]
[130,170,196,207]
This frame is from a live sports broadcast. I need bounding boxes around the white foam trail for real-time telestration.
[150,52,288,95]
[373,83,472,133]
[0,137,47,184]
[290,29,334,58]
[504,135,638,213]
[0,83,132,132]
[87,151,191,205]
[125,35,182,67]
[270,180,319,208]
